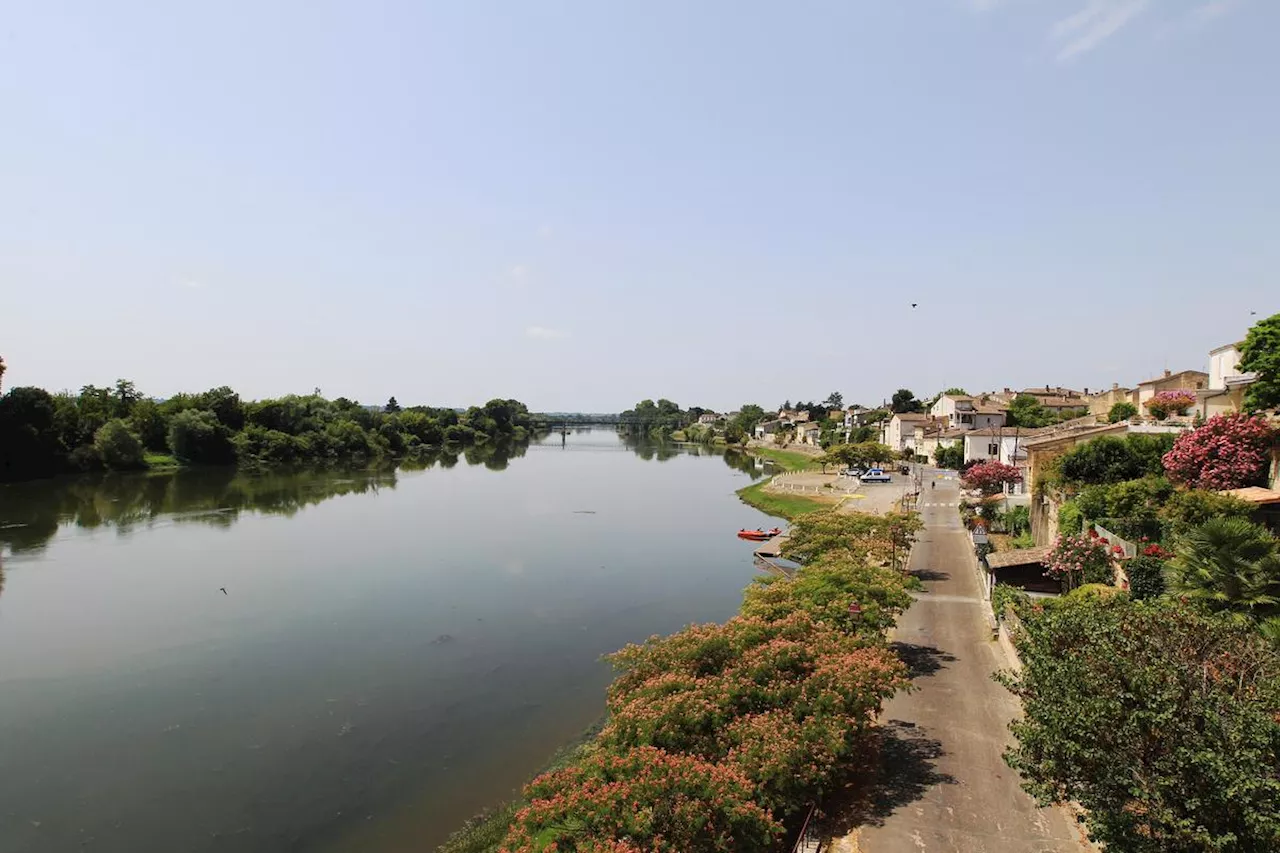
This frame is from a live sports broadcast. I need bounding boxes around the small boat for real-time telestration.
[737,527,783,541]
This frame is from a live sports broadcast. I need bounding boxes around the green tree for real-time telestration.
[129,399,169,451]
[168,409,235,464]
[890,388,922,413]
[0,355,6,394]
[1005,394,1050,428]
[0,387,67,481]
[943,386,968,395]
[822,391,843,410]
[384,396,400,413]
[1057,434,1175,484]
[1238,311,1280,412]
[1107,401,1138,422]
[1002,596,1280,853]
[94,419,145,469]
[934,442,964,470]
[1166,517,1280,627]
[113,379,141,418]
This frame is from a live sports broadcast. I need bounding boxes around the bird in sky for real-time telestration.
[911,303,918,308]
[219,587,227,595]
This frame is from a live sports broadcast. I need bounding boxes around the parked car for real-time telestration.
[859,468,892,483]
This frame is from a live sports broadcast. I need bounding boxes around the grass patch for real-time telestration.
[143,453,181,469]
[736,480,833,520]
[749,447,822,472]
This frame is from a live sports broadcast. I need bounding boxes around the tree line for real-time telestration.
[0,377,541,482]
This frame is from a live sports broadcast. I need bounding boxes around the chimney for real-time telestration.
[1083,387,1089,395]
[1112,382,1119,390]
[1003,387,1010,395]
[1045,384,1050,392]
[1163,369,1171,378]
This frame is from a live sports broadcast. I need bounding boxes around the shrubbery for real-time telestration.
[1162,413,1274,490]
[1003,597,1280,852]
[494,509,921,851]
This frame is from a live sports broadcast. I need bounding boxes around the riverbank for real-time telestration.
[438,721,604,853]
[460,509,920,850]
[736,443,834,519]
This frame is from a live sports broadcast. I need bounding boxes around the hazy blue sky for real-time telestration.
[3,1,1275,412]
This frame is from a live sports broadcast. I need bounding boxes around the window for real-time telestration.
[988,442,999,456]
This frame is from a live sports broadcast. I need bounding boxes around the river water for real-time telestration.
[0,429,776,853]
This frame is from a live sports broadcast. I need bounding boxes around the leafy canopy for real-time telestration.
[1239,311,1280,412]
[1002,597,1280,853]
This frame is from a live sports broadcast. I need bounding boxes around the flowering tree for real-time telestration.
[1144,389,1197,420]
[600,611,905,811]
[1161,413,1275,490]
[1044,533,1113,591]
[500,746,781,853]
[961,460,1022,495]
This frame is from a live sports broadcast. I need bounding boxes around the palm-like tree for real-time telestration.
[1166,517,1280,625]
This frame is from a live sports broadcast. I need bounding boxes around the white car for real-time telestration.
[859,468,892,483]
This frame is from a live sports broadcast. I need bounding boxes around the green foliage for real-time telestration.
[129,399,169,451]
[823,391,843,410]
[1002,597,1280,852]
[619,398,689,437]
[1057,500,1084,535]
[1107,401,1138,422]
[167,409,236,464]
[0,387,66,480]
[1005,394,1051,428]
[1163,488,1256,529]
[1001,505,1030,535]
[991,583,1030,620]
[890,388,923,413]
[782,510,923,566]
[1057,433,1176,485]
[1166,517,1280,627]
[1239,311,1280,412]
[742,553,914,635]
[934,442,964,470]
[821,441,894,470]
[93,419,145,470]
[1124,554,1166,600]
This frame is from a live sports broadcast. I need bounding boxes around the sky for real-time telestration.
[2,0,1276,413]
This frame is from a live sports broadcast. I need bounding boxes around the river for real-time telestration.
[0,429,777,853]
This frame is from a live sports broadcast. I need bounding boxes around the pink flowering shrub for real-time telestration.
[1161,413,1275,490]
[1144,389,1197,420]
[500,745,781,853]
[961,460,1022,495]
[600,611,906,811]
[1045,533,1113,590]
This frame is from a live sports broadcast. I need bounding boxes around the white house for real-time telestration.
[1199,342,1257,418]
[697,412,719,425]
[882,412,929,453]
[915,425,967,464]
[929,394,1007,431]
[754,419,782,440]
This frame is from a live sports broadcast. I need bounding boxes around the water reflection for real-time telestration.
[0,428,777,853]
[0,441,531,558]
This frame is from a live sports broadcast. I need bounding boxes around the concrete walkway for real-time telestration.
[828,474,1091,853]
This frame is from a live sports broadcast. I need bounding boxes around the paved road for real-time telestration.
[833,473,1091,853]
